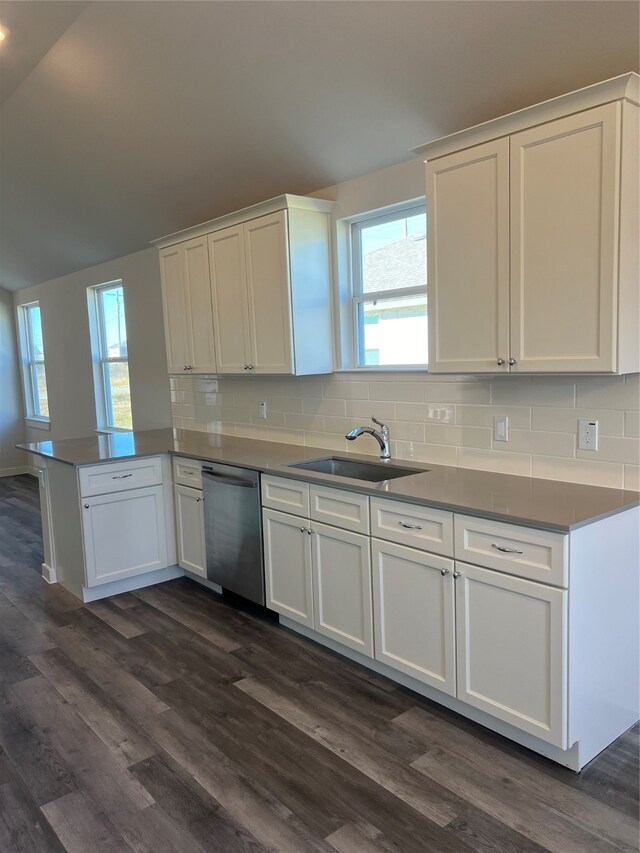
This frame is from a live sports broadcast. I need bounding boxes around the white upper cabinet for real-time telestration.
[427,139,510,373]
[159,236,217,374]
[155,195,335,376]
[417,73,639,374]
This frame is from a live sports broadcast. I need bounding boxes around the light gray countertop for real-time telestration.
[18,428,639,532]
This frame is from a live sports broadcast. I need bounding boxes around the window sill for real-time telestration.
[336,366,429,374]
[95,427,133,435]
[25,417,51,431]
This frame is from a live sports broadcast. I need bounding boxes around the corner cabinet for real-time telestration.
[418,73,639,374]
[159,237,217,375]
[154,195,335,376]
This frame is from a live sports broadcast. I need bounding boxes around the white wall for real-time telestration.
[13,248,172,446]
[0,287,26,475]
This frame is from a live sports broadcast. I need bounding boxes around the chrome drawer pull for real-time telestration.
[112,473,133,479]
[399,522,423,530]
[491,543,523,554]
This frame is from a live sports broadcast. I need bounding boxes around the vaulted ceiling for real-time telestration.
[1,0,638,291]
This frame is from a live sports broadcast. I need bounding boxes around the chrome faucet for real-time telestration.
[345,416,391,460]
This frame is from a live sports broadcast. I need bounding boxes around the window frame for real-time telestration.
[87,280,133,433]
[346,201,428,370]
[17,301,50,426]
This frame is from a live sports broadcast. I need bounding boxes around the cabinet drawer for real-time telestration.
[172,456,203,490]
[261,475,310,518]
[454,515,568,587]
[370,497,453,556]
[310,485,369,534]
[79,456,164,498]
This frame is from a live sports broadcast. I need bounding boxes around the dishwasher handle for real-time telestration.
[202,469,257,488]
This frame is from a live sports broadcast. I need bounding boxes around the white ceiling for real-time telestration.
[0,0,638,291]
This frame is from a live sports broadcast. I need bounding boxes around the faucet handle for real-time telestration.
[371,415,387,430]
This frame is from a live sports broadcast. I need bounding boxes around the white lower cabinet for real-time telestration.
[455,562,567,748]
[262,508,373,654]
[371,539,456,696]
[263,508,314,627]
[82,485,169,586]
[312,522,373,656]
[174,484,206,577]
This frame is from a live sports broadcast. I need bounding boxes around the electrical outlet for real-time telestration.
[494,415,509,442]
[578,419,599,451]
[258,401,267,419]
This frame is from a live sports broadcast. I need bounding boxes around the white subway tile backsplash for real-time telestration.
[624,465,640,491]
[491,378,576,407]
[577,436,640,465]
[576,375,640,410]
[457,447,531,476]
[531,456,624,489]
[531,407,624,436]
[172,372,640,490]
[624,411,640,438]
[456,404,531,429]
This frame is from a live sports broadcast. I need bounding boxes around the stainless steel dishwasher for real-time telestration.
[201,463,265,605]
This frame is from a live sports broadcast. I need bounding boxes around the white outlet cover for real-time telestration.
[578,419,599,451]
[494,415,509,442]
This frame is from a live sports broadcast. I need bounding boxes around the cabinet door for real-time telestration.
[455,562,567,747]
[510,103,621,372]
[82,486,169,587]
[159,245,190,374]
[372,539,455,695]
[183,238,217,374]
[263,508,313,626]
[174,484,206,577]
[426,138,510,373]
[208,225,252,373]
[244,212,294,374]
[311,521,373,657]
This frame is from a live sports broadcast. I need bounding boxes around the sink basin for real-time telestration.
[287,457,426,483]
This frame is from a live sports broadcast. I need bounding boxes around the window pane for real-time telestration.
[360,212,426,294]
[106,362,132,429]
[33,363,49,417]
[358,294,427,366]
[28,305,45,360]
[100,286,128,357]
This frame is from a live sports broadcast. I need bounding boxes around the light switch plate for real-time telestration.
[578,419,599,451]
[258,401,267,419]
[494,415,509,442]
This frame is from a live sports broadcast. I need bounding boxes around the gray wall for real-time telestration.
[13,247,172,446]
[0,287,26,474]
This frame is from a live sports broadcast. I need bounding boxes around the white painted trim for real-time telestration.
[25,417,51,431]
[412,72,639,161]
[41,563,57,584]
[0,466,28,478]
[152,194,335,248]
[280,615,586,770]
[81,564,184,602]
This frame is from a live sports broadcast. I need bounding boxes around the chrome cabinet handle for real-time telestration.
[497,358,505,366]
[399,522,422,530]
[440,568,449,576]
[300,527,305,533]
[491,543,523,554]
[453,571,462,579]
[112,473,133,479]
[508,358,517,366]
[196,497,204,503]
[83,503,90,509]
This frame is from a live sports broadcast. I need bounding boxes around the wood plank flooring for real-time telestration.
[0,473,638,852]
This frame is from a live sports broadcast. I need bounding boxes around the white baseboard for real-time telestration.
[81,565,184,602]
[41,563,58,584]
[0,466,28,478]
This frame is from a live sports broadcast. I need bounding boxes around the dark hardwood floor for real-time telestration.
[0,473,638,852]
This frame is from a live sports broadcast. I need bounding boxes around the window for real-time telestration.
[87,281,133,430]
[17,302,50,422]
[350,204,427,367]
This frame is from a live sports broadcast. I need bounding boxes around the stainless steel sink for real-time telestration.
[287,457,426,482]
